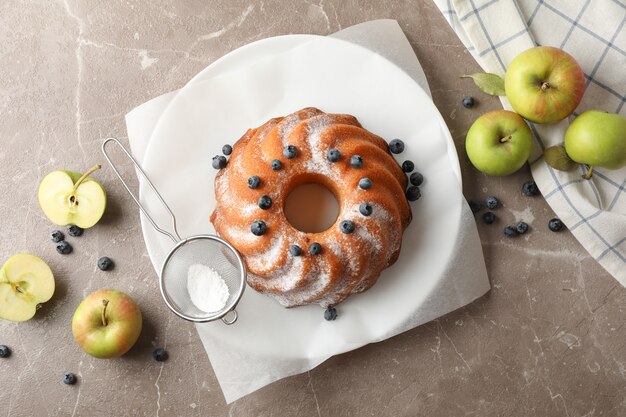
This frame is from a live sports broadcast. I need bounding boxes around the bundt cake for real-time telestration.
[210,107,412,308]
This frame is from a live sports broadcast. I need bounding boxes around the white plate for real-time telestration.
[140,35,463,358]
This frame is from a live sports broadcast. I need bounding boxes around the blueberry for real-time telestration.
[63,372,77,385]
[522,180,540,196]
[389,139,405,154]
[359,202,373,216]
[67,225,83,237]
[283,145,298,159]
[482,211,495,224]
[152,347,168,362]
[289,245,302,256]
[516,221,529,234]
[0,345,11,358]
[270,159,282,171]
[548,218,563,232]
[402,160,415,173]
[309,242,322,255]
[251,220,268,236]
[462,96,475,108]
[406,186,421,201]
[56,241,73,255]
[486,196,499,209]
[97,257,113,271]
[324,307,337,321]
[339,220,355,234]
[247,176,261,189]
[258,195,272,210]
[504,226,518,238]
[359,178,372,190]
[409,172,424,186]
[469,200,481,214]
[212,155,227,170]
[50,230,64,243]
[327,148,341,162]
[350,155,363,168]
[222,144,233,156]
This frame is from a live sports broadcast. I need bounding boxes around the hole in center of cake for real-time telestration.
[284,183,339,233]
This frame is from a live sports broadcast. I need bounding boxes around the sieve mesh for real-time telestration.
[160,235,246,323]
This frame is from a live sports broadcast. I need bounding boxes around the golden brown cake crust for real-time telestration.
[210,108,411,307]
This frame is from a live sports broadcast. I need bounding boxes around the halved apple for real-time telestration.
[0,254,55,322]
[38,164,107,228]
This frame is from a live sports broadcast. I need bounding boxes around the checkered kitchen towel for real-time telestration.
[432,0,626,286]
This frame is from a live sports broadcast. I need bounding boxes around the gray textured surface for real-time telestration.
[0,1,624,416]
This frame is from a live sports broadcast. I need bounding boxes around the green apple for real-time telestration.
[505,46,585,123]
[72,289,142,359]
[38,164,107,228]
[0,254,55,322]
[564,110,626,178]
[465,110,534,176]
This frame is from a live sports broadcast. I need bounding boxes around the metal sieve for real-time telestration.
[102,137,246,324]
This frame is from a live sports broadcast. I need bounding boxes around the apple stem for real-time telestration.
[541,81,551,91]
[500,135,513,143]
[72,164,102,194]
[582,164,594,180]
[101,299,109,327]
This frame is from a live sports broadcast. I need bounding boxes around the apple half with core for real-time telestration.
[505,46,585,123]
[564,110,626,179]
[38,164,107,228]
[72,289,142,359]
[465,110,534,176]
[0,254,55,322]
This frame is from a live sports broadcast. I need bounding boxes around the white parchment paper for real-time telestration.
[125,20,490,403]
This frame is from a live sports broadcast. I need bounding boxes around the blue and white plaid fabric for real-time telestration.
[433,0,626,286]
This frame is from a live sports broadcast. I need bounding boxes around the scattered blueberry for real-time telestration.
[327,148,341,162]
[462,96,475,108]
[152,347,168,362]
[0,345,11,358]
[222,144,233,156]
[522,180,540,196]
[258,195,272,210]
[283,145,298,159]
[486,196,499,209]
[548,218,563,232]
[247,176,261,189]
[56,241,72,255]
[67,225,83,237]
[406,186,421,201]
[409,172,424,186]
[469,200,481,214]
[504,226,518,238]
[97,257,113,271]
[359,178,372,190]
[324,307,338,321]
[50,230,64,243]
[212,155,227,170]
[402,160,415,173]
[389,139,405,154]
[270,160,282,171]
[309,242,322,255]
[482,212,495,224]
[63,372,77,385]
[516,221,529,234]
[350,155,363,168]
[289,245,302,256]
[359,202,373,216]
[251,220,268,236]
[340,220,356,234]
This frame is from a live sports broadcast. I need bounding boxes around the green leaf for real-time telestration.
[461,73,506,96]
[543,145,576,171]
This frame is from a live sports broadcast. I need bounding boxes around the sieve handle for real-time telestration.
[102,137,181,243]
[221,309,238,325]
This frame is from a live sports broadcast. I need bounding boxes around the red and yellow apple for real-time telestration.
[72,289,142,359]
[465,110,534,176]
[505,46,585,123]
